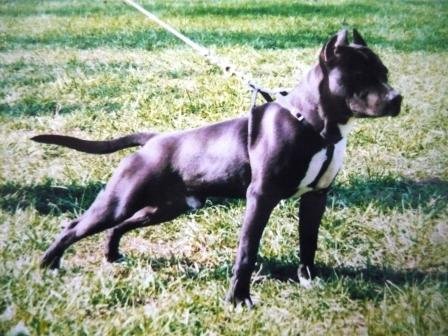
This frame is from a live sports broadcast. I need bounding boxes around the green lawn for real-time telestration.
[1,0,447,334]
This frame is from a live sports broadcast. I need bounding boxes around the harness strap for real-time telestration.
[248,85,275,112]
[308,144,335,189]
[249,83,274,105]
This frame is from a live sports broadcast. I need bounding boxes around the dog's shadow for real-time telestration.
[128,254,447,302]
[256,258,447,301]
[0,179,103,215]
[257,257,447,285]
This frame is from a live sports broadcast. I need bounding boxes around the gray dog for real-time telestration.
[33,29,402,307]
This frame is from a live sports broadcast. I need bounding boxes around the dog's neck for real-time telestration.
[277,63,353,144]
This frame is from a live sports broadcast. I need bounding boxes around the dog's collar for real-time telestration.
[274,97,307,124]
[279,104,308,126]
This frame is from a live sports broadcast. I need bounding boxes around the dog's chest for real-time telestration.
[296,138,347,196]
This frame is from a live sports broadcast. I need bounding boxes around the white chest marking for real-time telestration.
[316,138,347,188]
[296,137,347,196]
[296,148,327,196]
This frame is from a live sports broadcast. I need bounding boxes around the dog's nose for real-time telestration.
[388,93,402,116]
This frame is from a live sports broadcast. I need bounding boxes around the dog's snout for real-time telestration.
[387,92,402,116]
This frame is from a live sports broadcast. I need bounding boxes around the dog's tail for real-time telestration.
[31,132,156,154]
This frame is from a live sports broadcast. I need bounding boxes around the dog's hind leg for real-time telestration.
[41,212,114,269]
[40,190,125,269]
[40,218,80,269]
[105,201,192,262]
[105,206,158,262]
[40,152,151,269]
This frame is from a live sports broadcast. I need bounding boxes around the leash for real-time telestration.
[122,0,289,107]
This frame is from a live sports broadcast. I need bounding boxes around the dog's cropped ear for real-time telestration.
[353,29,367,46]
[320,29,348,64]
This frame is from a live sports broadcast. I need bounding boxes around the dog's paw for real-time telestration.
[297,264,315,289]
[225,291,254,309]
[105,252,125,263]
[40,254,61,270]
[225,279,254,309]
[298,273,313,289]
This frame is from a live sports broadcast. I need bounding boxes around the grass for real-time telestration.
[0,0,447,334]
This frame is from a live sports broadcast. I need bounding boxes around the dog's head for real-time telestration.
[319,29,402,119]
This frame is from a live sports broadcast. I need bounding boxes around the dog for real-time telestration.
[32,29,402,307]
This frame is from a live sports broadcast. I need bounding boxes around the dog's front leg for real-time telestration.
[298,190,327,287]
[226,185,279,308]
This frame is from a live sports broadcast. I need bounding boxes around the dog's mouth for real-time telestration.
[348,93,402,118]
